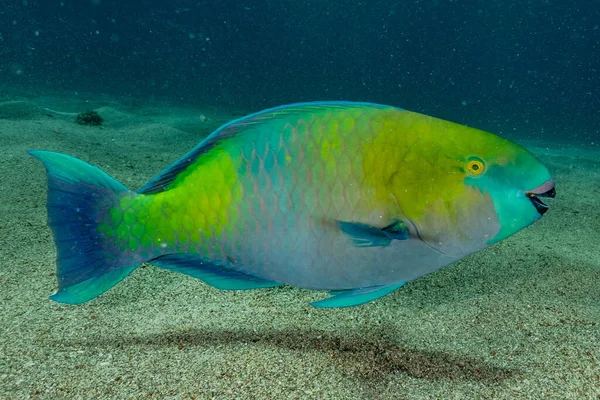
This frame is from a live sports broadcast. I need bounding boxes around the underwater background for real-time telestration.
[2,0,598,138]
[1,0,599,399]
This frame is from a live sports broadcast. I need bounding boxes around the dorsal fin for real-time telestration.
[137,101,396,194]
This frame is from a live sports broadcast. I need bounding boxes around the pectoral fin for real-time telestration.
[310,282,408,308]
[337,220,409,247]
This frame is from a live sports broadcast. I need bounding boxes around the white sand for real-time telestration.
[1,90,599,399]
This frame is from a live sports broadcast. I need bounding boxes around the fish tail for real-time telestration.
[28,150,141,304]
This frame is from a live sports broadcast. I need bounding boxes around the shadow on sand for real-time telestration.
[61,326,517,384]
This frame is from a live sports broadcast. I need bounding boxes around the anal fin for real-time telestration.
[310,282,407,308]
[151,254,282,290]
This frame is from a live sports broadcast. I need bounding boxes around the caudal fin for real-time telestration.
[29,150,141,304]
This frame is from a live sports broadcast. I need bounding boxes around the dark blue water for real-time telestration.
[1,0,597,139]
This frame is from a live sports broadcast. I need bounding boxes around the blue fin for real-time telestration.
[381,220,410,240]
[138,101,399,195]
[150,254,282,290]
[310,282,408,308]
[28,150,140,304]
[337,220,409,247]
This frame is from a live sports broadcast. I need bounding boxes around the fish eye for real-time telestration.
[466,157,486,176]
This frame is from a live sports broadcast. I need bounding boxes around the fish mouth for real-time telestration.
[526,179,556,215]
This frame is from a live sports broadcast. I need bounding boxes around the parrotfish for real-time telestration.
[29,102,555,308]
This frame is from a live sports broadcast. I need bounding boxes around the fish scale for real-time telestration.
[29,101,554,307]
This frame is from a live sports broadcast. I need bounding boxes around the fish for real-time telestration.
[28,101,556,308]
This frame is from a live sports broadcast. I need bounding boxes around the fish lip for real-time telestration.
[526,179,555,197]
[526,179,556,215]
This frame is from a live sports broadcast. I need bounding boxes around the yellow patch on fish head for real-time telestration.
[361,110,548,256]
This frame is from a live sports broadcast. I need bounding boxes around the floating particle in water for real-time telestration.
[10,63,24,76]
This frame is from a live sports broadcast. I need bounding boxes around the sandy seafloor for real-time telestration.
[0,89,599,400]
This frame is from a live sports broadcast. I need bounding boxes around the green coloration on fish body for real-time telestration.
[29,101,555,308]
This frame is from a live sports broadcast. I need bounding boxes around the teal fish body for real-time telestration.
[29,102,555,307]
